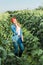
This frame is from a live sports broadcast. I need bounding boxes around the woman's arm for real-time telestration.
[22,35,24,42]
[11,25,16,33]
[20,29,24,42]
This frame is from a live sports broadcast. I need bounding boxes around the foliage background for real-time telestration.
[0,8,43,65]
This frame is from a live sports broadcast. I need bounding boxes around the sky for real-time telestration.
[0,0,43,13]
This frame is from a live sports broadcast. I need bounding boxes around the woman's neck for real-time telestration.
[14,22,21,28]
[15,23,18,27]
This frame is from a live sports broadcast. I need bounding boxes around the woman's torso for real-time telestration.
[11,24,22,41]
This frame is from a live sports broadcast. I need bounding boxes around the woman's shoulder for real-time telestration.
[11,24,16,28]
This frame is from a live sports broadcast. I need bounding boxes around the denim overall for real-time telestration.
[11,24,24,57]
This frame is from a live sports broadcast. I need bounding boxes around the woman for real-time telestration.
[11,17,24,57]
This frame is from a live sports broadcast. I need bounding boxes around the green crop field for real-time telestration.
[0,9,43,65]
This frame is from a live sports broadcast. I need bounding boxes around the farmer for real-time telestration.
[11,17,24,57]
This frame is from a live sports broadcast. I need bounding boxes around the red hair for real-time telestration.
[11,17,21,27]
[11,17,16,23]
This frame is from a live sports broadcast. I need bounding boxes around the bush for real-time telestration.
[0,10,43,65]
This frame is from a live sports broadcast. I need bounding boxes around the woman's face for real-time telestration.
[11,18,17,25]
[13,19,17,25]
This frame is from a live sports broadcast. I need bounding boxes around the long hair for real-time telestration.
[11,16,21,27]
[16,20,21,28]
